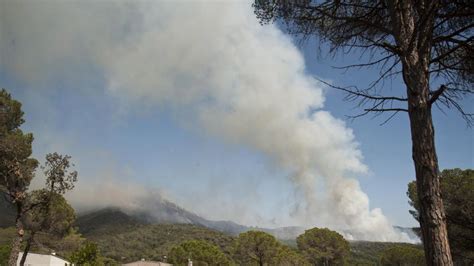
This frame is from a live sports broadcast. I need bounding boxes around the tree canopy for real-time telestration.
[0,88,38,208]
[296,227,350,266]
[19,152,78,265]
[69,242,104,266]
[22,190,75,238]
[254,1,473,115]
[168,239,231,266]
[233,231,280,266]
[0,89,39,265]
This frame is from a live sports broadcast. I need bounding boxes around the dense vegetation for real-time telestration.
[83,223,234,263]
[1,221,427,265]
[297,228,350,265]
[348,241,424,265]
[380,245,425,265]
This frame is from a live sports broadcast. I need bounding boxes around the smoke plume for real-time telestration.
[1,1,412,241]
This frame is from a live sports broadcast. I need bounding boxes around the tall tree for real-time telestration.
[0,89,38,266]
[19,152,77,265]
[233,231,280,266]
[408,168,474,264]
[296,227,350,266]
[254,1,473,265]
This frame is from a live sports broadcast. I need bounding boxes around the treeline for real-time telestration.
[168,228,349,266]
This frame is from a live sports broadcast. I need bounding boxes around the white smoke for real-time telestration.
[1,1,412,241]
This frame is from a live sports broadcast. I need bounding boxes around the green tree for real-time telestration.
[18,152,77,265]
[296,227,350,266]
[0,89,38,266]
[19,191,76,264]
[168,239,231,266]
[36,227,85,259]
[70,242,104,266]
[254,2,474,264]
[380,245,425,266]
[408,168,474,264]
[233,231,280,266]
[274,245,311,266]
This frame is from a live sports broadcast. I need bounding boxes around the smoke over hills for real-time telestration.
[2,1,411,241]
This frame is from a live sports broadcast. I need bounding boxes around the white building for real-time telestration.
[16,252,72,266]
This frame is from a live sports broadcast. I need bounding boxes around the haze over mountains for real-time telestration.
[0,195,419,242]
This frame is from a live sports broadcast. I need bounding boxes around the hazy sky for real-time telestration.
[1,1,472,238]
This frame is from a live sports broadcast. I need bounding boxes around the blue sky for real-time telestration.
[1,1,472,236]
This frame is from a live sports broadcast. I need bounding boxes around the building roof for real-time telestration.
[17,252,71,266]
[122,261,172,266]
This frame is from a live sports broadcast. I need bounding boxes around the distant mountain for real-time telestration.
[75,207,144,235]
[75,199,251,237]
[74,208,236,263]
[75,199,309,240]
[2,192,419,243]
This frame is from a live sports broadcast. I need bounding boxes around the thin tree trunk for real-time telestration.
[405,62,453,265]
[8,203,24,266]
[19,232,35,266]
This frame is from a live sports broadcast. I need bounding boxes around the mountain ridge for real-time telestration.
[0,194,418,241]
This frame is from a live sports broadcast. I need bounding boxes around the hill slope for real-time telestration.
[76,210,423,265]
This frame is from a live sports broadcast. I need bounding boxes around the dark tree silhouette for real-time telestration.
[254,1,473,265]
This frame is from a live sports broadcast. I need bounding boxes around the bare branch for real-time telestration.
[429,85,447,105]
[434,22,474,43]
[333,54,395,69]
[363,108,408,112]
[316,78,407,101]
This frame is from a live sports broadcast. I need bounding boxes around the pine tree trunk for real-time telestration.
[405,61,453,265]
[8,203,25,266]
[19,232,34,266]
[8,233,22,266]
